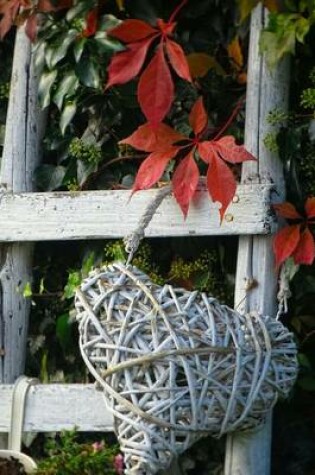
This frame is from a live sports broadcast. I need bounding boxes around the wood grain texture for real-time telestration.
[224,5,289,475]
[0,184,274,241]
[0,384,114,432]
[0,28,44,386]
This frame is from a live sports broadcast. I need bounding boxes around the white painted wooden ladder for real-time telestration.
[0,5,289,474]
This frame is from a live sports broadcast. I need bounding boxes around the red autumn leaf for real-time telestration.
[120,122,185,152]
[0,0,21,39]
[172,151,199,217]
[138,44,174,124]
[293,227,315,265]
[305,197,315,219]
[273,224,301,268]
[133,147,179,191]
[189,97,208,136]
[82,9,98,38]
[165,38,192,82]
[108,19,157,43]
[206,155,236,220]
[106,37,154,89]
[273,202,302,220]
[25,13,37,42]
[213,136,256,163]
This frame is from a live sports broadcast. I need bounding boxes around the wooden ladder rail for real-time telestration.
[224,5,289,475]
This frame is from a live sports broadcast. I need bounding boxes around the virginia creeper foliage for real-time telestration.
[106,2,192,124]
[121,97,255,217]
[273,199,315,267]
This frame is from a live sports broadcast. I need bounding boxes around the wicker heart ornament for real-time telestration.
[75,261,298,475]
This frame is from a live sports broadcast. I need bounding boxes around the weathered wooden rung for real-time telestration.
[0,184,275,242]
[0,384,113,433]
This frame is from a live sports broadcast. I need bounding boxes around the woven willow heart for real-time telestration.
[75,262,297,475]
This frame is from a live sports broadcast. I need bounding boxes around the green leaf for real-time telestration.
[94,35,125,54]
[295,16,310,43]
[66,0,94,21]
[76,59,100,89]
[48,30,78,69]
[82,252,95,276]
[53,72,79,110]
[38,69,58,109]
[35,165,66,191]
[60,102,77,135]
[99,14,121,31]
[73,37,86,63]
[76,158,97,186]
[56,313,73,351]
[64,271,81,299]
[23,282,32,298]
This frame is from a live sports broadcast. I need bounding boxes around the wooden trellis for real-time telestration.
[0,5,289,474]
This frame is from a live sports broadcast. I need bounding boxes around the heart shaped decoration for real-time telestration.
[75,262,297,475]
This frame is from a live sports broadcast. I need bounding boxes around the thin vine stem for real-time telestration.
[168,0,188,23]
[213,95,245,141]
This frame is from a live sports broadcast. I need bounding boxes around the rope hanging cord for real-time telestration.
[75,185,298,475]
[124,185,172,263]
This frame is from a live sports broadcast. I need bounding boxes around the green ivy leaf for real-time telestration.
[47,30,78,69]
[73,37,87,63]
[76,59,100,89]
[53,73,79,110]
[35,165,66,191]
[38,70,58,108]
[60,102,77,135]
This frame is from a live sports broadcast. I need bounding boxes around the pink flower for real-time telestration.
[92,441,104,452]
[114,453,124,475]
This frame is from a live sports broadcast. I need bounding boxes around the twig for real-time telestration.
[80,154,145,190]
[213,95,245,140]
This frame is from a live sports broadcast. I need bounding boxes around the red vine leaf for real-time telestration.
[106,37,154,89]
[305,197,315,219]
[189,97,207,135]
[120,122,185,152]
[25,13,38,42]
[273,224,301,268]
[293,227,315,265]
[213,136,256,163]
[108,19,157,43]
[273,202,302,220]
[138,44,174,124]
[172,151,199,217]
[82,9,98,38]
[206,155,236,220]
[165,38,192,82]
[133,147,178,191]
[106,5,192,123]
[0,0,21,39]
